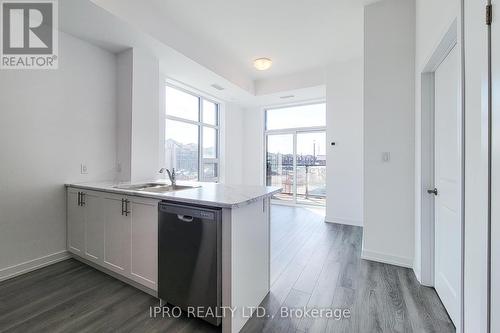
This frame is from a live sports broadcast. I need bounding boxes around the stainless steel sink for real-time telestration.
[113,183,162,190]
[113,183,198,193]
[139,185,198,193]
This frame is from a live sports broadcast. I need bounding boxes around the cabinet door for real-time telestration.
[83,191,103,264]
[67,189,85,255]
[129,197,158,290]
[102,194,130,275]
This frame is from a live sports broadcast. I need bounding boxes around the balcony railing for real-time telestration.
[266,164,326,205]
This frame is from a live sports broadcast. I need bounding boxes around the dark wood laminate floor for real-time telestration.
[0,205,454,333]
[242,206,455,333]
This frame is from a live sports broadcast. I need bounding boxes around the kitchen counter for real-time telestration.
[66,179,279,333]
[65,180,281,208]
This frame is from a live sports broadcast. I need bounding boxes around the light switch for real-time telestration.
[382,152,390,162]
[80,163,88,174]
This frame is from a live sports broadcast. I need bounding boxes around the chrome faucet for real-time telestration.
[159,168,176,187]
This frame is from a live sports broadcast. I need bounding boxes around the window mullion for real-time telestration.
[198,97,203,181]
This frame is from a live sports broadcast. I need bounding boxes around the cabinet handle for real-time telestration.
[81,193,86,206]
[121,198,125,216]
[125,199,131,216]
[78,192,81,206]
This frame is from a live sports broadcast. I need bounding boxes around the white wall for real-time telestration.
[0,32,117,279]
[130,49,160,181]
[362,0,415,267]
[242,108,265,186]
[116,48,160,182]
[413,0,459,283]
[222,103,245,185]
[116,49,133,181]
[326,58,364,226]
[254,68,326,96]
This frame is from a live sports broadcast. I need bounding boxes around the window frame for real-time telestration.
[164,83,220,182]
[263,101,327,206]
[264,101,327,132]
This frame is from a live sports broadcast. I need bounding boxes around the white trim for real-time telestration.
[164,76,224,106]
[361,249,413,268]
[271,199,325,208]
[261,98,327,113]
[265,126,326,135]
[72,255,157,297]
[0,251,70,282]
[418,18,464,333]
[419,18,460,285]
[325,217,363,227]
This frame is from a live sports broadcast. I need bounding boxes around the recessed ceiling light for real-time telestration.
[253,58,272,71]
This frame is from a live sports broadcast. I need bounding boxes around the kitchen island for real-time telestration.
[65,180,281,333]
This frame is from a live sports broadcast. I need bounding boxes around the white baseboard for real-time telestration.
[361,249,413,268]
[0,250,70,282]
[325,217,363,227]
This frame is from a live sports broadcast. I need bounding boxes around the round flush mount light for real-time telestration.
[253,57,272,71]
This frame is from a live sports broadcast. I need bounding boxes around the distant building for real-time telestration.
[165,139,198,180]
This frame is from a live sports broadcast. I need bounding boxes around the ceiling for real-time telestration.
[88,0,372,100]
[145,0,367,80]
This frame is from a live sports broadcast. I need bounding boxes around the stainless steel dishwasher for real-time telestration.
[158,201,222,326]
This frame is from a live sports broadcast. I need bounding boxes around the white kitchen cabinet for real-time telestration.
[67,189,104,263]
[67,187,159,291]
[102,193,130,275]
[67,188,85,255]
[129,196,158,290]
[83,191,103,264]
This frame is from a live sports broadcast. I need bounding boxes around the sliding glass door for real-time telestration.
[266,134,294,201]
[296,131,326,205]
[265,103,326,206]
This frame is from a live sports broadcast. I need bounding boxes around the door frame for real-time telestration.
[265,128,326,206]
[264,125,327,207]
[419,18,464,332]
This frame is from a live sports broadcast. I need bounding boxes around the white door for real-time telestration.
[129,197,158,290]
[102,194,130,275]
[67,189,85,255]
[433,45,461,326]
[84,191,103,264]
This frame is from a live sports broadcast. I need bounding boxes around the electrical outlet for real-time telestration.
[80,164,88,174]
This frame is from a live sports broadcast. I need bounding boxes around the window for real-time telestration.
[165,85,219,182]
[265,103,326,206]
[265,103,326,130]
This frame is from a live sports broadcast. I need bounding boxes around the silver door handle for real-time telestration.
[427,188,438,195]
[177,215,194,222]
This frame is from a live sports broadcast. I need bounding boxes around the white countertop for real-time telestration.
[65,180,282,208]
